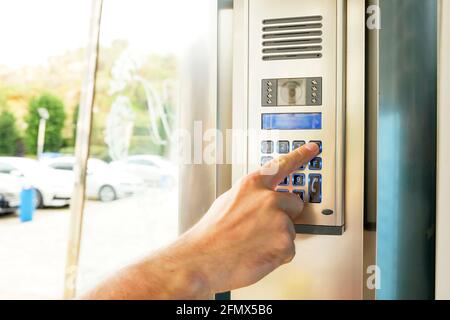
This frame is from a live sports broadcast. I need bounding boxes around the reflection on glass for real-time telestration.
[0,0,91,299]
[75,0,201,295]
[0,0,207,299]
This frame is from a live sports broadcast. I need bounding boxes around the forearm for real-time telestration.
[81,238,213,300]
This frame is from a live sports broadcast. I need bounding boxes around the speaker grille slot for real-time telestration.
[262,15,323,61]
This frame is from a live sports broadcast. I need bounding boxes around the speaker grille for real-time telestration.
[262,15,323,61]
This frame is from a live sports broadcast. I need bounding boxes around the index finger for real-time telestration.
[260,142,319,189]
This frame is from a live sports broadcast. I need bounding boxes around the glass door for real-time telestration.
[0,0,219,299]
[68,0,218,297]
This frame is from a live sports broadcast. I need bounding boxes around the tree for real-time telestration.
[72,104,79,146]
[25,93,67,154]
[0,111,20,155]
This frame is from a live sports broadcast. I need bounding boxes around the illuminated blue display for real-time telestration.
[262,113,322,130]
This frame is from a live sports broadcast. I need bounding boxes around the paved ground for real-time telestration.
[0,188,178,299]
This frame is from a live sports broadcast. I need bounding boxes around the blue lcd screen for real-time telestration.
[262,113,322,130]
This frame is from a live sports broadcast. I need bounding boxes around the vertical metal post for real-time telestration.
[376,0,437,300]
[63,0,103,299]
[37,119,46,158]
[37,107,49,158]
[215,0,234,301]
[178,0,218,234]
[364,0,379,301]
[436,0,450,300]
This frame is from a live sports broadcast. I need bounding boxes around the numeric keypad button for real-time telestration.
[277,141,290,154]
[261,141,274,154]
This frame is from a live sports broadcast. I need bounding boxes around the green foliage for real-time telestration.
[25,93,67,154]
[0,111,20,155]
[72,104,79,146]
[1,42,179,158]
[89,144,111,162]
[0,93,7,110]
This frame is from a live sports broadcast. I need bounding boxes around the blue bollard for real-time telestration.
[20,188,35,223]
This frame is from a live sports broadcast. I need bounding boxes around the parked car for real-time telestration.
[0,173,21,215]
[41,157,143,202]
[0,157,72,208]
[110,155,176,188]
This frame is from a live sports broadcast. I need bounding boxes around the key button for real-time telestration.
[292,174,305,187]
[277,141,290,154]
[309,141,322,154]
[293,190,305,202]
[279,176,290,187]
[309,157,322,170]
[292,141,306,151]
[261,156,273,166]
[309,174,322,204]
[261,141,274,154]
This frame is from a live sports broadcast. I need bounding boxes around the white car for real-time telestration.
[0,157,72,208]
[42,157,143,202]
[0,173,21,215]
[110,155,176,188]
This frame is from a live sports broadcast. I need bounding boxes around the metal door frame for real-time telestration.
[64,0,103,299]
[436,0,450,300]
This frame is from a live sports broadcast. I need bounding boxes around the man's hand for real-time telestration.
[184,142,319,294]
[82,143,319,300]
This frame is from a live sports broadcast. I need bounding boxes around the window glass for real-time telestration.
[0,0,212,299]
[50,163,74,171]
[75,0,205,294]
[0,163,15,174]
[0,0,91,299]
[129,159,155,166]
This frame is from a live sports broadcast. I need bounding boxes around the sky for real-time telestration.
[0,0,207,69]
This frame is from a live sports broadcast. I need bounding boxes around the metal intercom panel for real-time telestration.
[246,0,346,235]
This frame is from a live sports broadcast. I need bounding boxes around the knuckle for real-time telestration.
[284,244,296,263]
[278,155,289,167]
[264,192,279,208]
[273,212,289,230]
[285,193,302,208]
[241,172,260,188]
[278,232,293,252]
[272,208,291,225]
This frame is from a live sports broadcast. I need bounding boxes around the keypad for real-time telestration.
[264,139,323,205]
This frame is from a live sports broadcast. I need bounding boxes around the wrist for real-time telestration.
[140,235,215,299]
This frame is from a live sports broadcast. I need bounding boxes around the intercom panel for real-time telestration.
[246,0,346,235]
